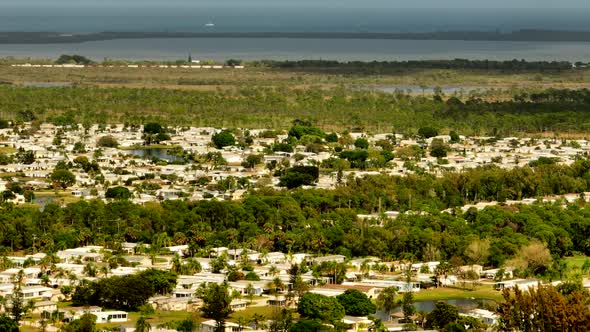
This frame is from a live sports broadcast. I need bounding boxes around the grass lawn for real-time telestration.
[95,310,202,330]
[0,147,16,154]
[414,285,503,302]
[15,202,42,209]
[562,255,590,279]
[19,327,37,332]
[34,190,81,204]
[229,305,301,324]
[563,255,590,270]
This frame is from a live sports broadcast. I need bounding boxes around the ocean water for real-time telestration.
[1,7,590,61]
[2,7,590,33]
[1,38,590,62]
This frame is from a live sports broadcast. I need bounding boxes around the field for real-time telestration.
[1,64,590,135]
[2,65,590,93]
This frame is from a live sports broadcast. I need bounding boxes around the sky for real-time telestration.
[6,0,590,8]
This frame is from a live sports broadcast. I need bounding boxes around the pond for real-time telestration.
[125,148,184,163]
[33,196,56,211]
[374,298,496,321]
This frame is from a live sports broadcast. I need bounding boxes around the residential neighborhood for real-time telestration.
[0,122,586,210]
[1,241,550,331]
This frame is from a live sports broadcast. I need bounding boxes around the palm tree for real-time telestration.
[83,263,97,277]
[415,310,428,327]
[40,274,51,287]
[236,316,249,332]
[100,265,110,278]
[251,313,266,330]
[135,315,151,332]
[185,258,202,274]
[171,254,183,274]
[376,287,398,321]
[268,265,279,277]
[266,277,286,298]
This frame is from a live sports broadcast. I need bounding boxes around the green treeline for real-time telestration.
[4,86,590,134]
[4,161,590,270]
[256,59,574,73]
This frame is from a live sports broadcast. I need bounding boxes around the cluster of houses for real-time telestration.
[0,241,563,331]
[0,123,589,210]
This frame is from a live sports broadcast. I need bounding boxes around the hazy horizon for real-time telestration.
[5,0,590,9]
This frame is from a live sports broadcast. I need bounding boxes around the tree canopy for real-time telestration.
[336,289,376,316]
[298,293,345,323]
[212,130,236,149]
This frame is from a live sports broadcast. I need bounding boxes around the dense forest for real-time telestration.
[4,161,590,275]
[3,86,590,134]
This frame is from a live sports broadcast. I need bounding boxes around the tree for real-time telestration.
[0,315,18,332]
[10,270,25,324]
[212,130,236,149]
[376,287,398,319]
[497,284,590,331]
[336,289,376,316]
[251,313,266,330]
[279,166,319,189]
[211,254,228,274]
[401,291,415,322]
[288,125,325,140]
[62,313,97,332]
[266,277,286,297]
[508,241,553,275]
[429,138,449,158]
[142,123,170,145]
[268,308,293,332]
[325,132,338,143]
[144,123,163,135]
[97,135,118,148]
[15,148,35,165]
[425,301,459,329]
[290,320,331,332]
[354,138,370,150]
[56,54,93,65]
[225,59,242,66]
[139,269,177,295]
[176,317,198,332]
[105,186,132,200]
[245,272,260,281]
[50,168,76,189]
[449,131,460,143]
[245,283,256,304]
[135,315,152,332]
[464,238,490,265]
[200,282,233,332]
[242,154,263,169]
[418,127,438,138]
[71,270,175,311]
[297,293,345,323]
[73,142,86,153]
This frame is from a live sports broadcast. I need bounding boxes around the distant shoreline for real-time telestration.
[3,29,590,44]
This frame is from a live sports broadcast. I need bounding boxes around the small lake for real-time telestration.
[413,298,495,312]
[33,196,56,211]
[125,148,184,162]
[375,298,496,321]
